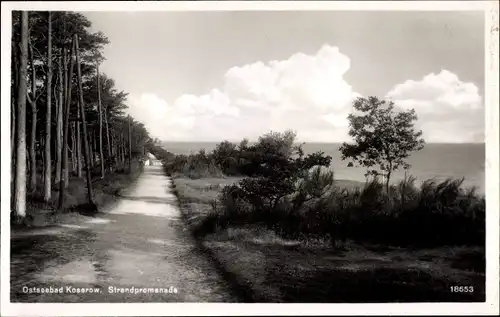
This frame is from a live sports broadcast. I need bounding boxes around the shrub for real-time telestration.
[318,176,486,247]
[212,140,240,175]
[293,167,334,208]
[164,150,224,179]
[236,131,332,207]
[200,173,485,247]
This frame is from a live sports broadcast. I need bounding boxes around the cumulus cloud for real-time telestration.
[128,44,359,142]
[128,48,483,144]
[386,70,484,143]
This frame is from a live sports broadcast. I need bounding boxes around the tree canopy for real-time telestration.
[340,96,425,191]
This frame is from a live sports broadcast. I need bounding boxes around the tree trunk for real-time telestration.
[117,129,122,167]
[11,52,18,166]
[104,106,112,172]
[76,100,82,177]
[128,116,132,172]
[121,125,125,167]
[59,39,75,209]
[112,131,117,166]
[74,34,94,205]
[96,65,105,178]
[71,121,76,172]
[43,11,53,202]
[110,124,115,158]
[94,131,98,168]
[62,49,69,187]
[111,129,118,168]
[118,133,122,167]
[14,11,29,219]
[116,130,121,168]
[89,130,94,168]
[115,131,120,168]
[11,97,16,167]
[386,170,391,194]
[55,56,63,184]
[94,131,98,166]
[113,130,118,168]
[28,42,37,193]
[29,101,37,193]
[93,130,98,165]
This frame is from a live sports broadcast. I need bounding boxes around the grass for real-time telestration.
[172,175,486,302]
[173,177,243,205]
[190,174,485,248]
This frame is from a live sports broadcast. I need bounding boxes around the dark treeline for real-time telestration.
[10,11,165,223]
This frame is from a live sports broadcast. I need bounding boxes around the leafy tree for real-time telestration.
[237,130,332,210]
[340,96,425,192]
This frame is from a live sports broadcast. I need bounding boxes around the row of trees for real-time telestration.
[11,11,155,221]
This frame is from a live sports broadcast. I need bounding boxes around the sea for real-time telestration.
[162,142,486,194]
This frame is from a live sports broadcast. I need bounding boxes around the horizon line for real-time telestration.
[160,140,486,144]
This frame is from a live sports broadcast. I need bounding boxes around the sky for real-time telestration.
[84,10,485,143]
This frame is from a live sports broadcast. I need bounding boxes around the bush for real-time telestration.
[164,150,224,179]
[163,130,333,182]
[232,131,332,211]
[212,140,240,175]
[293,167,335,207]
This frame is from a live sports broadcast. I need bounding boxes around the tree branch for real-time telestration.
[34,84,46,102]
[31,45,47,74]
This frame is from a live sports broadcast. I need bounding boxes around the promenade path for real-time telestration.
[10,165,236,302]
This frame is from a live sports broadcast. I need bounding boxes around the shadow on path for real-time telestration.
[117,195,178,205]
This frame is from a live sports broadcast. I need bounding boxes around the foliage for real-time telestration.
[339,96,425,190]
[164,130,332,207]
[200,174,484,247]
[164,150,223,179]
[293,167,335,207]
[212,140,239,175]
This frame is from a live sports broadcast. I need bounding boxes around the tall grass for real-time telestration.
[196,172,485,247]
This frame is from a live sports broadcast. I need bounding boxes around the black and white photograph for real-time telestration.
[1,1,498,316]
